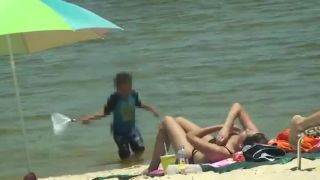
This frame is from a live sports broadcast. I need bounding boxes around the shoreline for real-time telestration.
[40,158,320,180]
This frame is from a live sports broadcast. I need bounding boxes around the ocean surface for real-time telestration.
[1,0,320,179]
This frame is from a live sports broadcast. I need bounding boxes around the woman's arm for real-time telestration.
[186,128,231,161]
[226,102,258,131]
[186,124,241,138]
[216,102,259,145]
[187,125,224,138]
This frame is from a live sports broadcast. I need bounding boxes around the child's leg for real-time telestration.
[129,128,145,158]
[113,135,131,160]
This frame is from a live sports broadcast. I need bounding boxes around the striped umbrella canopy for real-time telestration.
[0,0,122,54]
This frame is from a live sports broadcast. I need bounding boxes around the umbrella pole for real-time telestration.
[6,35,31,172]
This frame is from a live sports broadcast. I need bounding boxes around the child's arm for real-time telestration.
[80,94,116,124]
[133,91,160,117]
[79,107,108,124]
[141,103,160,117]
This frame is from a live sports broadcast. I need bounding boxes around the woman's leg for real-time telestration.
[147,116,195,171]
[289,111,320,146]
[162,116,196,153]
[147,117,170,171]
[175,116,213,142]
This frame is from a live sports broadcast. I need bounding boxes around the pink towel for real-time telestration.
[209,152,245,168]
[210,158,236,167]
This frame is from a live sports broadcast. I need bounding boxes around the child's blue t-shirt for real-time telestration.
[104,91,142,135]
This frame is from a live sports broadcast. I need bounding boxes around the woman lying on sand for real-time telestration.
[147,102,268,172]
[147,102,320,172]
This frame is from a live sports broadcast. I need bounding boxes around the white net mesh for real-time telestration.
[51,113,71,135]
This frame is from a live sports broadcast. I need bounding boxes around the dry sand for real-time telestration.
[40,158,320,180]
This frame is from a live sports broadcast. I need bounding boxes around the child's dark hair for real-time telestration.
[114,72,132,87]
[243,133,268,146]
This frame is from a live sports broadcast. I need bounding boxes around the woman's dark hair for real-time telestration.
[243,133,268,146]
[114,72,132,87]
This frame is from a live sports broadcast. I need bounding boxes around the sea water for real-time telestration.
[1,0,320,178]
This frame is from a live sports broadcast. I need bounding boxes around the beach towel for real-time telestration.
[200,152,320,173]
[209,158,236,168]
[92,153,320,179]
[92,174,139,180]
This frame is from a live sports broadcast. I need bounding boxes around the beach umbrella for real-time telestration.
[0,0,122,177]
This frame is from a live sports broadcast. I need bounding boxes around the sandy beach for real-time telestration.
[40,157,320,180]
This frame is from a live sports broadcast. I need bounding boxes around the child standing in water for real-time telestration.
[80,72,159,160]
